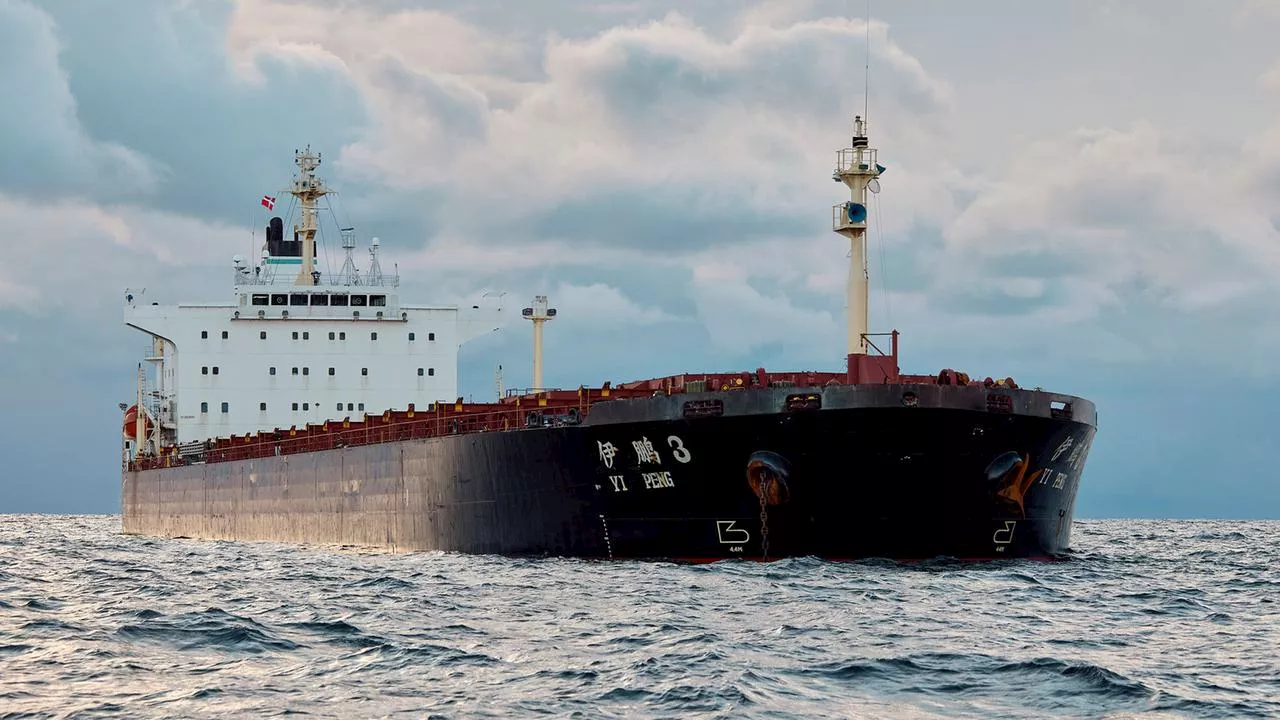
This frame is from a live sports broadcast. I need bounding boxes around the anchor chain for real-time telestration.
[758,476,771,560]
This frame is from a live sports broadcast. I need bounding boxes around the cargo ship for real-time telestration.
[121,119,1096,561]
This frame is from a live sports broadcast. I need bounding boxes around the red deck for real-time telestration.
[127,332,1022,472]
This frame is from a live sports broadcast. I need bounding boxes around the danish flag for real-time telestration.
[261,195,276,210]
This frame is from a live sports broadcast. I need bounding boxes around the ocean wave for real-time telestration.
[0,516,1276,719]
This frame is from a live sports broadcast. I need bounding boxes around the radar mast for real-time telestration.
[289,146,329,286]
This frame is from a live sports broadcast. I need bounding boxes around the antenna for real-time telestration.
[368,236,383,286]
[339,226,358,285]
[864,0,872,124]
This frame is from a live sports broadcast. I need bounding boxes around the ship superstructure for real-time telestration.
[122,146,503,461]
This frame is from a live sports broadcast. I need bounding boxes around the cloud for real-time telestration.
[0,193,248,319]
[1234,0,1280,25]
[226,2,955,249]
[17,0,368,227]
[1260,59,1280,92]
[689,260,842,360]
[550,281,687,328]
[0,0,162,200]
[935,121,1280,326]
[0,278,38,313]
[220,0,1280,377]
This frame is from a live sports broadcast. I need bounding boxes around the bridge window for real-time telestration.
[310,295,328,306]
[331,294,348,307]
[370,295,386,307]
[351,295,367,307]
[221,402,229,413]
[290,294,308,306]
[271,294,287,306]
[252,294,269,306]
[200,402,208,413]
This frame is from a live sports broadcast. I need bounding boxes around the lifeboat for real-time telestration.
[122,404,154,440]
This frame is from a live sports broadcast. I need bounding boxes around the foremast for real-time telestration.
[832,115,896,383]
[289,146,329,286]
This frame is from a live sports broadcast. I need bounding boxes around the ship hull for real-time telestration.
[122,385,1095,561]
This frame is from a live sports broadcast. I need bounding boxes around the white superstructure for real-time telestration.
[123,146,504,454]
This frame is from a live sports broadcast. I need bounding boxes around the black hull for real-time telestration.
[123,384,1095,561]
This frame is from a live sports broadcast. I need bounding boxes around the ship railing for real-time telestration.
[833,147,879,176]
[861,331,899,359]
[125,395,599,471]
[124,380,710,471]
[504,387,564,398]
[125,368,916,471]
[234,271,400,288]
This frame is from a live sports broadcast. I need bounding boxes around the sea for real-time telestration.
[0,516,1276,719]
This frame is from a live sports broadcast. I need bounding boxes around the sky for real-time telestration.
[1,0,1279,518]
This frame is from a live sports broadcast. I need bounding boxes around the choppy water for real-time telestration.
[1,517,1277,719]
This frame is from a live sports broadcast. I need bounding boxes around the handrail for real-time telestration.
[123,356,1035,472]
[234,272,400,289]
[861,331,898,358]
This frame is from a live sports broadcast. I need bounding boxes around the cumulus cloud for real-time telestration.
[0,0,162,200]
[1260,60,1280,93]
[688,260,842,360]
[210,0,1280,378]
[0,193,247,317]
[937,121,1280,323]
[227,2,954,234]
[550,281,687,328]
[12,0,1280,376]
